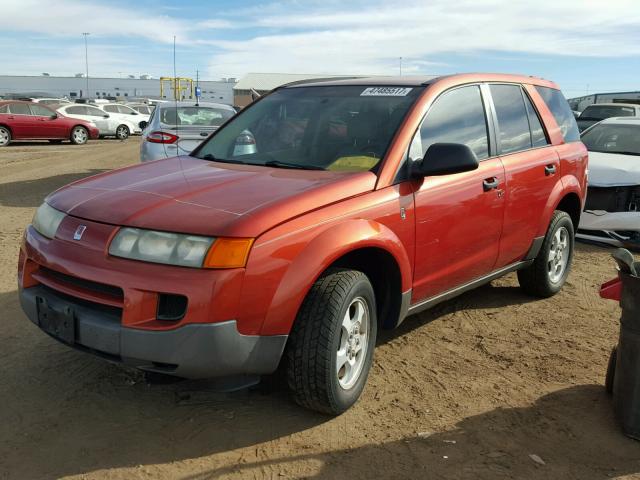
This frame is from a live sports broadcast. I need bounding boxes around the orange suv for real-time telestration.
[18,74,587,414]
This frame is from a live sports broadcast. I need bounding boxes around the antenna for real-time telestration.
[173,35,178,152]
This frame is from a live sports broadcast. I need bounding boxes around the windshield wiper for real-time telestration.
[263,160,325,170]
[200,153,246,164]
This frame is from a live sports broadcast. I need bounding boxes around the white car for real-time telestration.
[126,103,155,115]
[56,103,138,140]
[578,117,640,248]
[90,103,149,134]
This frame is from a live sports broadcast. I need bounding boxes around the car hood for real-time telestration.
[587,151,640,187]
[47,156,377,237]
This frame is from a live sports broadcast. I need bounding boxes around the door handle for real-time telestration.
[483,177,499,191]
[545,164,557,176]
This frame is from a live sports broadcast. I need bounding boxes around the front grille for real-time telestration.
[39,267,124,300]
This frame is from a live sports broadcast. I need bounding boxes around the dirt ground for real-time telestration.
[1,138,639,480]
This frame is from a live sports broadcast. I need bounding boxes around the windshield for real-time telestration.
[194,85,424,171]
[161,106,234,127]
[579,105,635,121]
[581,123,640,155]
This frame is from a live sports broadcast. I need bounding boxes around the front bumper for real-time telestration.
[20,285,287,379]
[578,210,640,248]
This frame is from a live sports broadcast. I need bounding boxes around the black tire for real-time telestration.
[605,346,617,395]
[286,268,377,415]
[116,125,130,140]
[518,210,575,297]
[70,126,88,145]
[0,126,11,147]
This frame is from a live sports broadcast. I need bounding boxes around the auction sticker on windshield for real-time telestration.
[361,87,413,96]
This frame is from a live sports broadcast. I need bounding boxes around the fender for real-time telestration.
[242,219,412,336]
[536,174,583,238]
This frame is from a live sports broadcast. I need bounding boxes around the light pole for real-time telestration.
[82,32,90,98]
[399,57,402,76]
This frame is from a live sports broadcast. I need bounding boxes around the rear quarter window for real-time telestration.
[535,86,580,143]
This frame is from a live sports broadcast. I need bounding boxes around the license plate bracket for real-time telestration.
[36,296,76,343]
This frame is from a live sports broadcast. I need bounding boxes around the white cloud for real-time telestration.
[205,0,640,77]
[0,0,192,44]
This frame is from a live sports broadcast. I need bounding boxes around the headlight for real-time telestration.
[109,227,254,268]
[109,228,215,268]
[32,203,66,239]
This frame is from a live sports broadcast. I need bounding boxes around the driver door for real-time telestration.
[410,84,506,301]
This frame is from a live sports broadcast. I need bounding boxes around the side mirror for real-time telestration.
[414,143,479,177]
[139,121,148,130]
[50,114,58,120]
[131,112,138,115]
[103,114,109,118]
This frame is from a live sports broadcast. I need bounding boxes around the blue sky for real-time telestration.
[1,0,639,98]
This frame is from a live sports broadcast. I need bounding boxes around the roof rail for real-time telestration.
[280,76,365,88]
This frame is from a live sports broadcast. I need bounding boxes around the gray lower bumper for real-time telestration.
[20,286,287,379]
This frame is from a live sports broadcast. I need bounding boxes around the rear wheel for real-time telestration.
[70,126,88,145]
[116,124,130,140]
[518,210,574,297]
[286,268,377,415]
[0,126,11,146]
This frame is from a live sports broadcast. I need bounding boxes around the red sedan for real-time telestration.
[0,100,99,146]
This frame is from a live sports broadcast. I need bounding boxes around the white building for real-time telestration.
[0,75,236,104]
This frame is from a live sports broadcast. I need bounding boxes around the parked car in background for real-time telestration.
[126,103,155,115]
[19,74,587,414]
[55,103,136,140]
[576,103,640,132]
[578,117,640,248]
[140,101,235,162]
[90,103,148,133]
[0,100,99,146]
[33,98,72,106]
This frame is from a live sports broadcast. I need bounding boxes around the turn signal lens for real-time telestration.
[204,238,254,269]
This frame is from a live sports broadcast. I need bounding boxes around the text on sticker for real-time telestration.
[361,87,413,96]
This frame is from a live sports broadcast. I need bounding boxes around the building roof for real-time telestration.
[233,73,360,91]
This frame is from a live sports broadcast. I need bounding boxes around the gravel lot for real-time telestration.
[1,138,639,479]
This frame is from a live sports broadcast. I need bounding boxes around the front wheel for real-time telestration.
[70,126,88,145]
[0,126,11,146]
[518,210,574,297]
[116,125,130,140]
[286,269,377,415]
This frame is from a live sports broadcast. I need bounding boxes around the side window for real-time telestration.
[414,85,489,161]
[0,104,8,113]
[67,106,86,115]
[117,105,134,114]
[30,104,54,117]
[523,93,548,148]
[490,84,531,154]
[85,107,105,117]
[103,105,118,113]
[9,103,31,115]
[535,86,580,142]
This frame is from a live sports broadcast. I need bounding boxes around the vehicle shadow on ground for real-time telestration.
[0,291,330,479]
[380,282,533,345]
[0,169,107,207]
[182,385,640,479]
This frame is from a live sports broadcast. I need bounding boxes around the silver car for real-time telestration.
[140,101,235,162]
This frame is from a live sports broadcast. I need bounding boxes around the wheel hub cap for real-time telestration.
[548,226,569,284]
[336,297,369,389]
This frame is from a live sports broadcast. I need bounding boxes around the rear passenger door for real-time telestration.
[486,83,559,267]
[7,103,35,139]
[411,85,506,301]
